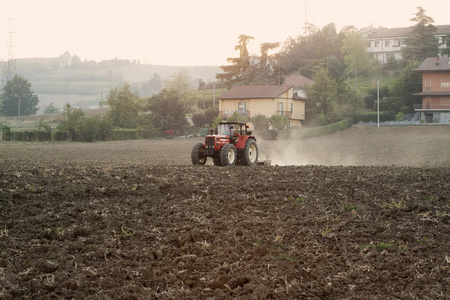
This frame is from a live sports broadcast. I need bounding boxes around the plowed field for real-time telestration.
[1,126,449,299]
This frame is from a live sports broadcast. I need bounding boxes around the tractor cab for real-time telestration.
[216,122,251,137]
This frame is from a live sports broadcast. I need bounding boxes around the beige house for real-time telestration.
[216,85,306,128]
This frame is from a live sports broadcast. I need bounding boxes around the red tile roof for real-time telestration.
[217,85,295,99]
[284,75,314,87]
[413,57,450,72]
[367,25,450,39]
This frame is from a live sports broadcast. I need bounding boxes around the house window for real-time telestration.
[393,40,400,47]
[442,98,450,106]
[277,102,283,115]
[385,40,390,47]
[425,78,432,92]
[238,102,246,111]
[441,79,450,89]
[374,41,380,48]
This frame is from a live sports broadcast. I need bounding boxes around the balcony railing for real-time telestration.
[414,104,450,110]
[220,110,251,119]
[276,111,293,118]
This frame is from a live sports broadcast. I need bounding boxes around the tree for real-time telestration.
[106,84,141,128]
[279,23,345,79]
[145,89,190,132]
[164,68,191,95]
[389,60,422,109]
[305,65,338,123]
[341,33,372,85]
[250,42,283,85]
[0,74,39,116]
[216,34,255,88]
[402,7,439,60]
[58,103,85,141]
[204,106,219,126]
[43,102,59,114]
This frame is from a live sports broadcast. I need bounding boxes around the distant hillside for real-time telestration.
[11,56,222,113]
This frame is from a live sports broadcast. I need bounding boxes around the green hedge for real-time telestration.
[277,118,353,140]
[348,112,395,123]
[5,128,160,142]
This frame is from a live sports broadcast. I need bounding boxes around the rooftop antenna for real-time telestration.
[1,19,17,87]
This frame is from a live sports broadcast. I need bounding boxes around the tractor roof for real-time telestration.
[219,121,247,126]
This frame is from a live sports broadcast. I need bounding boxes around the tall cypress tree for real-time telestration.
[216,35,254,88]
[402,7,439,60]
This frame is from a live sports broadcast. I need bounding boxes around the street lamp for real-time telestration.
[377,79,382,128]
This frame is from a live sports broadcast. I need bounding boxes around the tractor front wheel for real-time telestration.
[242,139,258,166]
[220,144,237,166]
[191,143,207,165]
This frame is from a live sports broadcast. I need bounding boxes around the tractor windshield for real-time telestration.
[218,123,239,136]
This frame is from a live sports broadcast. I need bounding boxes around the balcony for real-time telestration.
[414,104,450,111]
[220,110,251,119]
[276,111,292,118]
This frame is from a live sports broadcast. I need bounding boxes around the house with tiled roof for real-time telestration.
[366,25,450,64]
[284,74,314,99]
[216,85,306,127]
[413,57,450,123]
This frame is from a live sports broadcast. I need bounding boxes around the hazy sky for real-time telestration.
[1,0,448,66]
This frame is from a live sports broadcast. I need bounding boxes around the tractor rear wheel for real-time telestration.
[191,143,207,165]
[242,139,258,166]
[220,144,237,166]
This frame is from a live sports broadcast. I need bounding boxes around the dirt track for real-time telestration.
[0,126,449,299]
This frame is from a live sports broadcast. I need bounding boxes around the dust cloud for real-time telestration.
[258,138,358,166]
[257,126,450,167]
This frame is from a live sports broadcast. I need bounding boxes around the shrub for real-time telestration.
[204,107,219,126]
[192,113,208,127]
[227,112,249,123]
[52,130,67,141]
[36,130,52,141]
[251,114,270,131]
[395,112,404,121]
[388,102,401,114]
[77,115,100,142]
[96,116,114,141]
[1,124,11,141]
[401,105,412,114]
[270,115,289,130]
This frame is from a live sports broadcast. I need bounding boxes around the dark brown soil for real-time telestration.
[0,126,449,299]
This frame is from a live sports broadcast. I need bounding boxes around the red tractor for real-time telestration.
[191,121,258,166]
